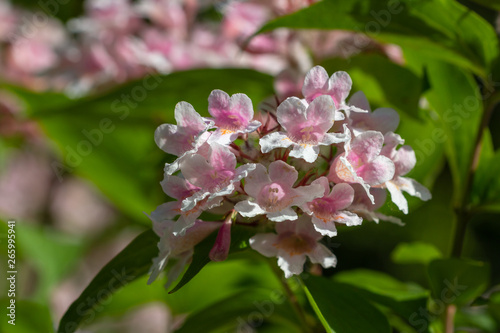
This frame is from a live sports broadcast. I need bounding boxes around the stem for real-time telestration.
[451,91,500,258]
[268,260,312,332]
[444,304,456,333]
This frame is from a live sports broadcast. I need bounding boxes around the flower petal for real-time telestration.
[268,160,299,187]
[250,233,279,257]
[289,143,320,163]
[303,65,329,102]
[235,200,266,218]
[267,207,298,222]
[277,253,307,278]
[308,244,337,269]
[351,130,385,163]
[260,131,293,153]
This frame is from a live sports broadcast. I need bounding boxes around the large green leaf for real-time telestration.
[57,228,159,333]
[333,269,429,320]
[427,258,490,306]
[420,61,483,206]
[303,275,391,333]
[258,0,498,78]
[18,69,274,221]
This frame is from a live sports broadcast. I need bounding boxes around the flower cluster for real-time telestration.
[0,0,403,97]
[149,65,431,282]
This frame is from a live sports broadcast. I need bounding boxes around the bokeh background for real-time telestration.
[1,0,500,332]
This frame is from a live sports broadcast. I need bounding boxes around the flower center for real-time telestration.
[258,183,289,211]
[275,232,314,256]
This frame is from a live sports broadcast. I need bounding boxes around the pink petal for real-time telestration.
[370,108,400,133]
[310,177,331,197]
[249,233,279,257]
[160,175,200,200]
[208,143,236,173]
[268,160,298,187]
[328,183,355,211]
[308,244,337,269]
[175,101,206,132]
[303,65,329,102]
[276,96,307,133]
[392,145,416,177]
[207,89,231,119]
[348,91,371,112]
[357,155,395,185]
[243,163,270,198]
[329,71,352,108]
[305,95,335,133]
[351,131,385,163]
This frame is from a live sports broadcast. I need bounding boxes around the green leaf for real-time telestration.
[321,54,422,119]
[334,269,429,319]
[57,229,159,333]
[391,242,443,265]
[427,258,490,306]
[21,69,274,221]
[169,225,256,293]
[421,60,483,206]
[258,0,498,78]
[176,289,302,333]
[303,275,391,333]
[0,300,54,333]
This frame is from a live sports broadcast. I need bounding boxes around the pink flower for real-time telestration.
[235,160,323,222]
[179,143,256,211]
[380,132,431,214]
[302,65,353,109]
[207,89,261,143]
[148,218,221,286]
[302,177,362,237]
[250,215,337,278]
[328,130,395,203]
[152,175,222,236]
[260,95,347,163]
[154,101,213,174]
[346,91,400,136]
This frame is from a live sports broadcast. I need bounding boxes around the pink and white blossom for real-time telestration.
[380,132,431,214]
[250,215,337,278]
[235,160,323,222]
[152,175,222,236]
[180,143,256,211]
[302,177,362,237]
[154,101,213,174]
[260,95,347,163]
[328,130,395,203]
[207,89,261,144]
[302,65,356,111]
